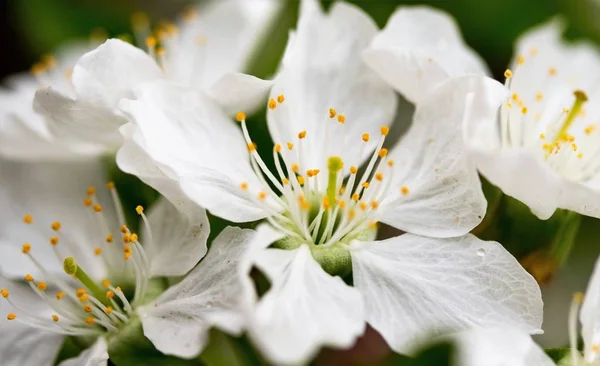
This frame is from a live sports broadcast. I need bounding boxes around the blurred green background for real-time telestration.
[3,0,600,364]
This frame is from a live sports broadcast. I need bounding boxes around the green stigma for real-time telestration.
[64,257,109,305]
[326,156,344,205]
[554,90,588,143]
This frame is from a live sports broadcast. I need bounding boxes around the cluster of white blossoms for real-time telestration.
[1,0,599,365]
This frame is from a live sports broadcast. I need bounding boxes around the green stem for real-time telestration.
[549,210,582,267]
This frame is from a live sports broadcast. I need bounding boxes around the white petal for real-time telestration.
[33,86,123,146]
[0,279,65,366]
[118,80,269,222]
[581,255,600,362]
[249,245,365,364]
[138,227,255,359]
[363,6,488,104]
[0,159,111,280]
[207,73,273,116]
[168,0,282,90]
[59,338,108,366]
[449,328,554,366]
[379,75,506,237]
[267,1,397,186]
[350,234,543,354]
[143,196,210,277]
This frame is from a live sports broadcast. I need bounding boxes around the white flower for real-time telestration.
[573,255,600,365]
[33,0,282,153]
[115,0,544,363]
[0,162,253,363]
[465,19,600,219]
[447,327,554,366]
[362,5,489,104]
[0,43,105,161]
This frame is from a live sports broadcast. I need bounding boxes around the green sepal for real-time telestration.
[545,348,583,365]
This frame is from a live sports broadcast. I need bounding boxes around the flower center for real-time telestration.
[1,184,154,337]
[236,97,408,248]
[500,53,600,181]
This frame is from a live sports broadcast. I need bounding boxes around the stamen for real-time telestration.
[569,292,584,366]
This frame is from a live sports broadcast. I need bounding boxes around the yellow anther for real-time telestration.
[339,186,346,195]
[7,314,16,321]
[337,114,346,124]
[371,200,379,210]
[549,67,557,76]
[124,245,132,254]
[236,112,246,122]
[311,169,320,176]
[282,178,289,185]
[21,243,31,254]
[52,314,59,322]
[106,181,115,189]
[368,220,378,229]
[24,274,34,282]
[76,288,87,298]
[539,133,545,140]
[359,202,368,211]
[31,62,46,75]
[258,191,267,200]
[93,204,102,213]
[105,306,113,315]
[350,166,358,174]
[37,282,47,291]
[155,47,166,57]
[506,102,512,108]
[131,233,138,242]
[85,316,95,325]
[94,248,103,256]
[574,291,585,304]
[375,173,383,181]
[268,98,277,110]
[362,182,370,188]
[530,47,538,56]
[517,55,525,65]
[146,36,157,48]
[585,124,596,135]
[329,108,337,118]
[297,176,305,185]
[23,214,33,224]
[504,69,513,78]
[400,185,410,196]
[275,144,281,152]
[124,252,132,260]
[131,12,149,29]
[572,143,578,151]
[50,236,59,246]
[106,290,115,299]
[135,205,144,215]
[240,182,248,191]
[536,93,543,102]
[292,163,300,173]
[51,221,61,231]
[387,160,394,167]
[120,225,128,234]
[348,209,356,220]
[116,287,122,292]
[247,142,257,152]
[123,234,131,244]
[277,94,285,103]
[56,292,65,300]
[79,294,90,302]
[84,304,93,313]
[579,152,586,159]
[352,193,360,201]
[86,186,96,196]
[592,344,600,353]
[380,126,389,136]
[322,196,330,210]
[287,142,294,150]
[106,234,113,243]
[378,148,388,158]
[521,107,528,115]
[298,130,307,139]
[84,198,92,207]
[339,200,346,208]
[362,133,370,142]
[102,280,111,287]
[1,289,8,298]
